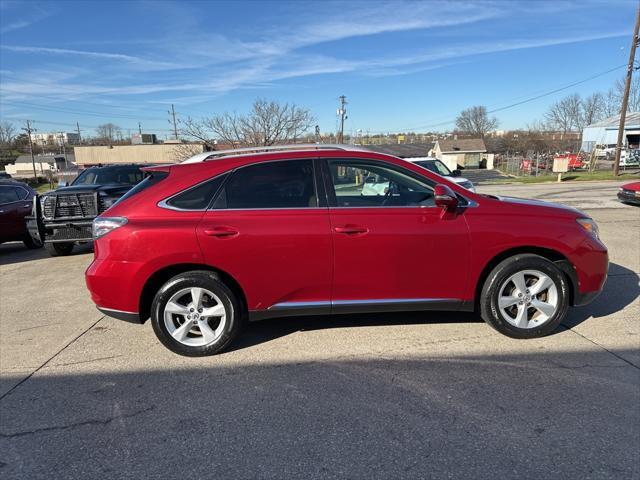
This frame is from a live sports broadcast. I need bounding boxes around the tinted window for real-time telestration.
[0,186,20,204]
[117,172,168,205]
[328,160,434,207]
[218,160,316,209]
[415,160,451,176]
[167,174,227,210]
[73,167,143,185]
[12,186,30,200]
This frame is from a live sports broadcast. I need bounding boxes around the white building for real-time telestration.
[581,112,640,152]
[30,131,80,146]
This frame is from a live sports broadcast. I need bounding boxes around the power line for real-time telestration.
[368,63,627,134]
[0,99,159,121]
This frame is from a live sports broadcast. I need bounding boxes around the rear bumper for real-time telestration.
[86,257,145,315]
[97,307,142,323]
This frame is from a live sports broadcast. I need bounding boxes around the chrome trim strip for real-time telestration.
[270,298,460,309]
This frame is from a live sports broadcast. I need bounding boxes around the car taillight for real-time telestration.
[93,216,127,239]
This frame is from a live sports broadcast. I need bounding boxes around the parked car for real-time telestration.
[617,181,640,205]
[0,171,12,179]
[85,145,608,357]
[619,149,640,168]
[29,164,145,256]
[407,158,475,191]
[0,180,42,249]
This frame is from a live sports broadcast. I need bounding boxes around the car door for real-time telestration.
[196,159,333,315]
[323,158,471,312]
[0,186,23,239]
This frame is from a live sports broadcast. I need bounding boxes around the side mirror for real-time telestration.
[58,181,67,187]
[434,184,459,211]
[451,169,461,177]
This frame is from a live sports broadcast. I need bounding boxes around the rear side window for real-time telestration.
[0,186,20,204]
[215,160,316,209]
[117,172,168,205]
[12,186,30,200]
[166,173,227,210]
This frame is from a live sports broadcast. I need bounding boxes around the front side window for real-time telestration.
[73,167,143,186]
[216,160,316,209]
[327,160,435,208]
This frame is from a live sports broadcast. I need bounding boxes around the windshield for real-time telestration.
[414,160,451,176]
[72,167,144,186]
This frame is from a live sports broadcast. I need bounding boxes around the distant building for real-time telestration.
[581,112,640,153]
[30,132,80,146]
[5,153,75,178]
[74,143,206,166]
[131,133,158,145]
[433,138,488,169]
[365,143,434,159]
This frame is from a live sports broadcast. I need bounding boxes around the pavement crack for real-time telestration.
[0,406,155,439]
[46,355,123,368]
[561,324,640,370]
[0,316,105,402]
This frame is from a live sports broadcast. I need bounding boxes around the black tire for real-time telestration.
[480,254,570,339]
[45,242,74,256]
[23,234,42,249]
[151,271,242,356]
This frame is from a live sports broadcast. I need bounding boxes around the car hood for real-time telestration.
[44,184,133,197]
[491,195,584,217]
[621,182,640,191]
[452,177,472,185]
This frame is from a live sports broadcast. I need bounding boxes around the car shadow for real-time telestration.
[0,242,93,266]
[229,262,638,353]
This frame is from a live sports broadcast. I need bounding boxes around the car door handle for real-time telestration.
[203,226,239,238]
[334,224,369,235]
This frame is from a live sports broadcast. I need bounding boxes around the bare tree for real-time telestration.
[0,121,17,145]
[601,89,620,118]
[180,99,315,147]
[613,76,640,113]
[96,123,122,143]
[582,93,604,127]
[454,106,498,138]
[544,98,573,134]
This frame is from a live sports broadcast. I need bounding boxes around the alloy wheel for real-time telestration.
[163,287,227,346]
[497,269,559,329]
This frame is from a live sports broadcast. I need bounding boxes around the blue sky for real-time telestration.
[0,0,637,139]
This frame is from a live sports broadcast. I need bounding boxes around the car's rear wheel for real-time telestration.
[150,271,242,356]
[480,254,569,338]
[45,242,74,256]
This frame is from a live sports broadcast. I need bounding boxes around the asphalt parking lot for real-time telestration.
[1,180,639,479]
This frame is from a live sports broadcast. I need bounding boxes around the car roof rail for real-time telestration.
[180,144,371,164]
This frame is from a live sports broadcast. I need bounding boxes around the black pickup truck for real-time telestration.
[29,164,145,256]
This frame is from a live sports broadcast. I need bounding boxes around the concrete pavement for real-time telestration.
[0,180,638,479]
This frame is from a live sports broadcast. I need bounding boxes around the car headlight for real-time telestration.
[576,218,599,239]
[93,216,127,239]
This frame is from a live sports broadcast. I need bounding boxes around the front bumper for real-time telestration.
[617,190,640,205]
[42,220,93,242]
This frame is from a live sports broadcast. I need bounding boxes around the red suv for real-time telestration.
[85,146,608,356]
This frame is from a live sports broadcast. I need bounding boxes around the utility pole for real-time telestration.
[315,125,320,144]
[138,122,142,135]
[58,132,68,169]
[614,5,640,176]
[337,95,347,144]
[76,121,81,144]
[22,121,37,181]
[169,104,178,140]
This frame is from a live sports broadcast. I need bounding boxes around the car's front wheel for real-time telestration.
[45,242,74,256]
[23,233,42,249]
[150,271,242,356]
[480,254,569,338]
